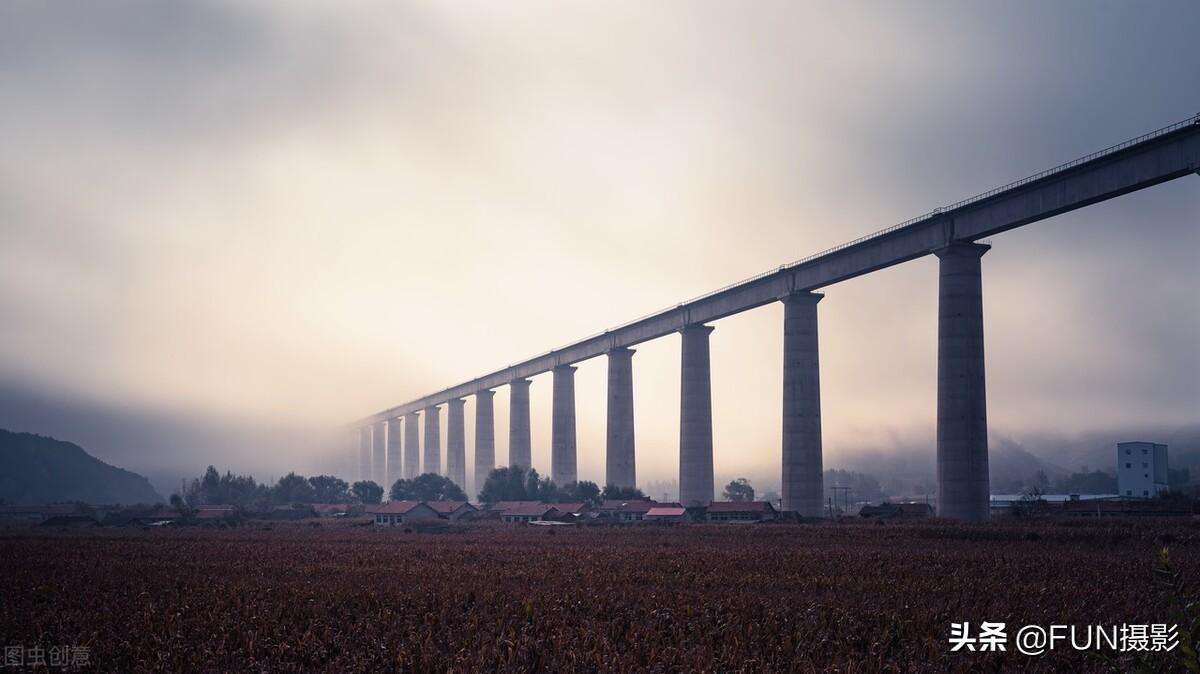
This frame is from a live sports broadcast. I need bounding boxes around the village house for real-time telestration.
[598,499,660,522]
[501,503,560,523]
[859,502,934,519]
[310,503,351,518]
[705,501,778,523]
[369,501,440,526]
[489,501,540,514]
[544,502,591,520]
[100,504,181,527]
[425,501,478,521]
[644,506,688,524]
[195,505,239,520]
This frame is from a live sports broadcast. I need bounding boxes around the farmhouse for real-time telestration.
[859,502,933,519]
[195,505,238,520]
[706,501,778,523]
[489,501,542,515]
[370,501,439,526]
[644,506,688,524]
[425,501,478,521]
[501,503,559,523]
[598,499,660,522]
[544,502,590,518]
[100,504,181,526]
[310,503,351,518]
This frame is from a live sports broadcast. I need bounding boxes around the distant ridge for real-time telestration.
[0,429,163,505]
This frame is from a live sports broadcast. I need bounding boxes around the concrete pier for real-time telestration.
[474,390,495,496]
[358,427,371,482]
[781,292,824,516]
[386,418,402,490]
[935,242,991,521]
[606,347,636,489]
[508,379,532,469]
[423,405,441,476]
[404,412,420,478]
[372,421,386,485]
[446,398,466,489]
[679,324,715,506]
[551,365,578,486]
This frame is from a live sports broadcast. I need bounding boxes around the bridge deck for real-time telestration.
[357,115,1200,426]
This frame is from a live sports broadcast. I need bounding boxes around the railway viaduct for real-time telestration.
[351,114,1200,521]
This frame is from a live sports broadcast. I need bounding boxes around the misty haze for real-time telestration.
[1,2,1198,671]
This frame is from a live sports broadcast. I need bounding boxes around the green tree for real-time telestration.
[561,480,602,507]
[308,475,351,503]
[169,493,193,518]
[273,472,316,504]
[201,466,221,501]
[722,478,755,502]
[391,473,467,502]
[352,480,383,505]
[478,466,530,504]
[601,484,646,501]
[186,466,270,507]
[525,468,560,502]
[1052,469,1117,494]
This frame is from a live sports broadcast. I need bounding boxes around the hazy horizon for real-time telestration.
[2,1,1197,497]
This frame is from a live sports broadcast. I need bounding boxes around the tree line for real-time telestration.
[180,466,385,508]
[476,466,644,506]
[177,464,648,509]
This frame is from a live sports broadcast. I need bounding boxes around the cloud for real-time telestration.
[0,1,1196,486]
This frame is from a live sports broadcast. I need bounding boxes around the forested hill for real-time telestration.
[0,429,163,505]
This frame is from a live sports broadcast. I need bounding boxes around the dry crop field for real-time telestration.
[1,519,1197,672]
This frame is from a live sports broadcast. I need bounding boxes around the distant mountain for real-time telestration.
[0,429,163,505]
[988,437,1070,492]
[835,436,1070,497]
[1009,426,1200,475]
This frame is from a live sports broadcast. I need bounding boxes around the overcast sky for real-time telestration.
[2,1,1198,495]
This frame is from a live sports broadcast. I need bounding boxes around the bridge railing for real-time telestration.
[943,112,1200,214]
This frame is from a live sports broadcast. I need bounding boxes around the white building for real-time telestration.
[1117,442,1168,498]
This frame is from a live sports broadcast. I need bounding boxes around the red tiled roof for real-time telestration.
[544,502,587,514]
[369,500,425,515]
[425,501,476,514]
[600,499,659,513]
[195,506,237,519]
[645,506,687,517]
[502,503,559,517]
[706,501,777,513]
